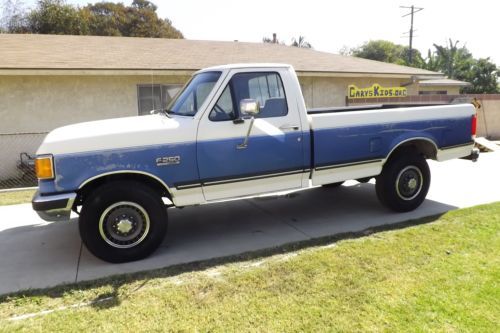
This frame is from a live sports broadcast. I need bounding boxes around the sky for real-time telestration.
[18,0,500,65]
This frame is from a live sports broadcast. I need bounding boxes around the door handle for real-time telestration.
[279,125,300,131]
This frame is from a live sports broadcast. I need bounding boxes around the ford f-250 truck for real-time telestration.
[32,63,479,263]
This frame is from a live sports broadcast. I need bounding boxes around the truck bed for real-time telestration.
[308,103,475,185]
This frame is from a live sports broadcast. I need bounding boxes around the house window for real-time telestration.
[418,90,447,95]
[137,84,182,115]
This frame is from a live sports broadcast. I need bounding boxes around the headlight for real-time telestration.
[35,155,54,180]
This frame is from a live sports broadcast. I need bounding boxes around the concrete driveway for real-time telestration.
[1,152,499,295]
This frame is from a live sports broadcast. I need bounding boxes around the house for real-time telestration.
[0,34,469,185]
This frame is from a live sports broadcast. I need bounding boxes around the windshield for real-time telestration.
[166,71,222,116]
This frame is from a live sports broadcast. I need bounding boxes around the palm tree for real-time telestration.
[291,35,312,49]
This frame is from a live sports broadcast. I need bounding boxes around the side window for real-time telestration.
[233,72,288,118]
[209,85,236,121]
[175,82,213,115]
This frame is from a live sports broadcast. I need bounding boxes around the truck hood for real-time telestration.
[37,115,194,155]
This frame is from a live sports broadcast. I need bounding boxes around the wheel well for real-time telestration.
[76,173,172,206]
[388,139,438,161]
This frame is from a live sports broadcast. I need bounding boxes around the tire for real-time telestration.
[322,181,344,188]
[375,149,430,212]
[79,181,168,263]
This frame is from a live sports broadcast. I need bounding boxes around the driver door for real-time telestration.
[196,69,306,201]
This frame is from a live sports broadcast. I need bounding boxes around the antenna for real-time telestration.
[400,5,423,64]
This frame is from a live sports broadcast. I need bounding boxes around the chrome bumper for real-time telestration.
[32,191,77,222]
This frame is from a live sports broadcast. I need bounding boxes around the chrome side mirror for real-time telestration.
[236,99,260,149]
[240,99,260,117]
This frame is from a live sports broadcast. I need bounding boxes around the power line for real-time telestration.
[400,5,423,64]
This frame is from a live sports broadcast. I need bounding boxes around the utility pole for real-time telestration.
[401,5,423,64]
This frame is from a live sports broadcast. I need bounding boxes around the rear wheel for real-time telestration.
[79,181,168,263]
[376,150,430,212]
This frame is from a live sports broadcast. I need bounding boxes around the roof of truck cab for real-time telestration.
[0,34,444,78]
[199,63,292,72]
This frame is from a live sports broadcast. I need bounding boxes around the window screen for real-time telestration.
[137,84,182,115]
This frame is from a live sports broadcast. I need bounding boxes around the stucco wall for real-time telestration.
[0,75,188,184]
[0,75,189,133]
[0,74,453,133]
[476,99,500,139]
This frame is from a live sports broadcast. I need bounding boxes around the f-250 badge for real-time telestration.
[156,156,180,166]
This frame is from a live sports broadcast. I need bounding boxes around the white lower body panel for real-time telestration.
[203,172,305,202]
[312,160,383,186]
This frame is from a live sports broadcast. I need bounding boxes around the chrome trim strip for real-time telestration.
[202,169,305,186]
[176,183,202,190]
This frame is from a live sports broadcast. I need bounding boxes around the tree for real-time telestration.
[427,39,474,80]
[27,0,88,35]
[462,58,499,94]
[83,2,128,36]
[1,0,28,32]
[350,40,425,68]
[428,39,498,93]
[291,35,312,49]
[348,38,499,93]
[1,0,183,38]
[124,0,183,38]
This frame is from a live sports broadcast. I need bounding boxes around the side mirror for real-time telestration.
[236,99,260,150]
[240,99,260,117]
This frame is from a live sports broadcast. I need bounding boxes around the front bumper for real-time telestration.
[32,191,77,222]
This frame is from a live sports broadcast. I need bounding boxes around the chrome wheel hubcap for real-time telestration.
[99,201,150,249]
[116,219,133,234]
[395,166,423,201]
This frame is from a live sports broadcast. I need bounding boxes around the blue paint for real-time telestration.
[37,116,472,195]
[39,142,198,194]
[197,131,306,181]
[313,117,471,167]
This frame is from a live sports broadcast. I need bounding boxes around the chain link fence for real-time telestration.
[0,132,47,190]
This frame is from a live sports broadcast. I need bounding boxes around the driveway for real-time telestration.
[1,152,499,295]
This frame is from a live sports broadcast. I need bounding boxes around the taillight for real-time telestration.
[471,114,477,138]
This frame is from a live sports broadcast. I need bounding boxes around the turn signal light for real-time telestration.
[35,156,54,180]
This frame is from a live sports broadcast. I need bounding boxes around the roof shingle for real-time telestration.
[0,34,442,76]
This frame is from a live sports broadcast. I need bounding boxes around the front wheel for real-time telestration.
[376,150,430,212]
[79,181,168,263]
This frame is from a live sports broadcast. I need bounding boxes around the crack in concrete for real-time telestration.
[74,242,83,283]
[246,200,312,239]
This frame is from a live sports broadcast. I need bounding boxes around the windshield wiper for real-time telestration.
[150,108,174,117]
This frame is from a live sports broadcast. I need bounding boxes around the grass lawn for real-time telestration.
[0,203,498,332]
[0,190,35,206]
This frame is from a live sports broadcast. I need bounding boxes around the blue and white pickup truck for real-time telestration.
[32,64,478,262]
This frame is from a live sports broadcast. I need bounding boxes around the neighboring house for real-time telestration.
[0,34,468,184]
